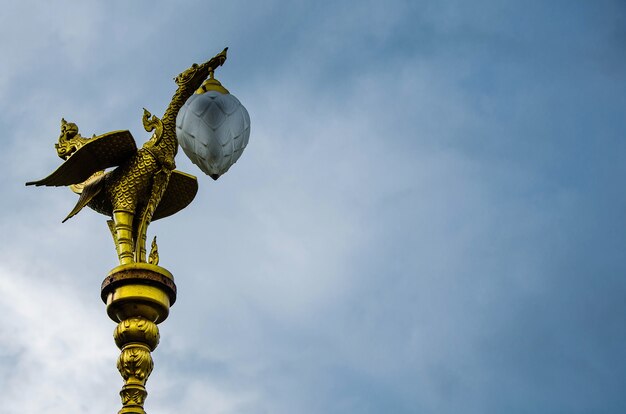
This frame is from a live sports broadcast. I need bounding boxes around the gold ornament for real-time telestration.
[26,48,228,265]
[26,48,235,414]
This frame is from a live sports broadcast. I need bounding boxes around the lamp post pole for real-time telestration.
[102,263,175,413]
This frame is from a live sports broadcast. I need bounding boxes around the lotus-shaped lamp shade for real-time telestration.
[176,81,250,180]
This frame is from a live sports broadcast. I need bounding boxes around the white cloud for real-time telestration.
[0,259,118,414]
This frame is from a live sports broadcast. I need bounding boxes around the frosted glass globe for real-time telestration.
[176,91,250,179]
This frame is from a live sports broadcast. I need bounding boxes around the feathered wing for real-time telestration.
[26,130,137,187]
[59,170,197,222]
[62,172,107,222]
[153,170,198,220]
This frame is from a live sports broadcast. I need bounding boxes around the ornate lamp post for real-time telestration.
[26,48,249,414]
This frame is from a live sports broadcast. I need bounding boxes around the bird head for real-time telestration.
[174,48,228,90]
[55,118,81,160]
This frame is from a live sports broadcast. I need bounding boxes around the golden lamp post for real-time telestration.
[26,48,250,414]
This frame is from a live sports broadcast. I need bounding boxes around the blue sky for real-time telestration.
[1,1,625,413]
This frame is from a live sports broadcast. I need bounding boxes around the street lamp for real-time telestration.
[26,48,249,414]
[176,61,250,180]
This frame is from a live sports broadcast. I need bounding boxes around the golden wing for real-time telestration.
[62,172,107,223]
[62,170,198,222]
[153,170,198,221]
[26,130,137,187]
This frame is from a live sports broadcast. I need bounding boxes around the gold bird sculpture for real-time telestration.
[27,48,229,265]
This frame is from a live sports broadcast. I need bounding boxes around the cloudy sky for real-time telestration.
[1,1,625,413]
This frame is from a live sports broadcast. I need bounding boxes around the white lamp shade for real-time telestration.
[176,91,250,179]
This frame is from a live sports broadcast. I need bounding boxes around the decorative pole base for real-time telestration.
[101,263,177,414]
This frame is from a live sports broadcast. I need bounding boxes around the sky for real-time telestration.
[0,1,625,413]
